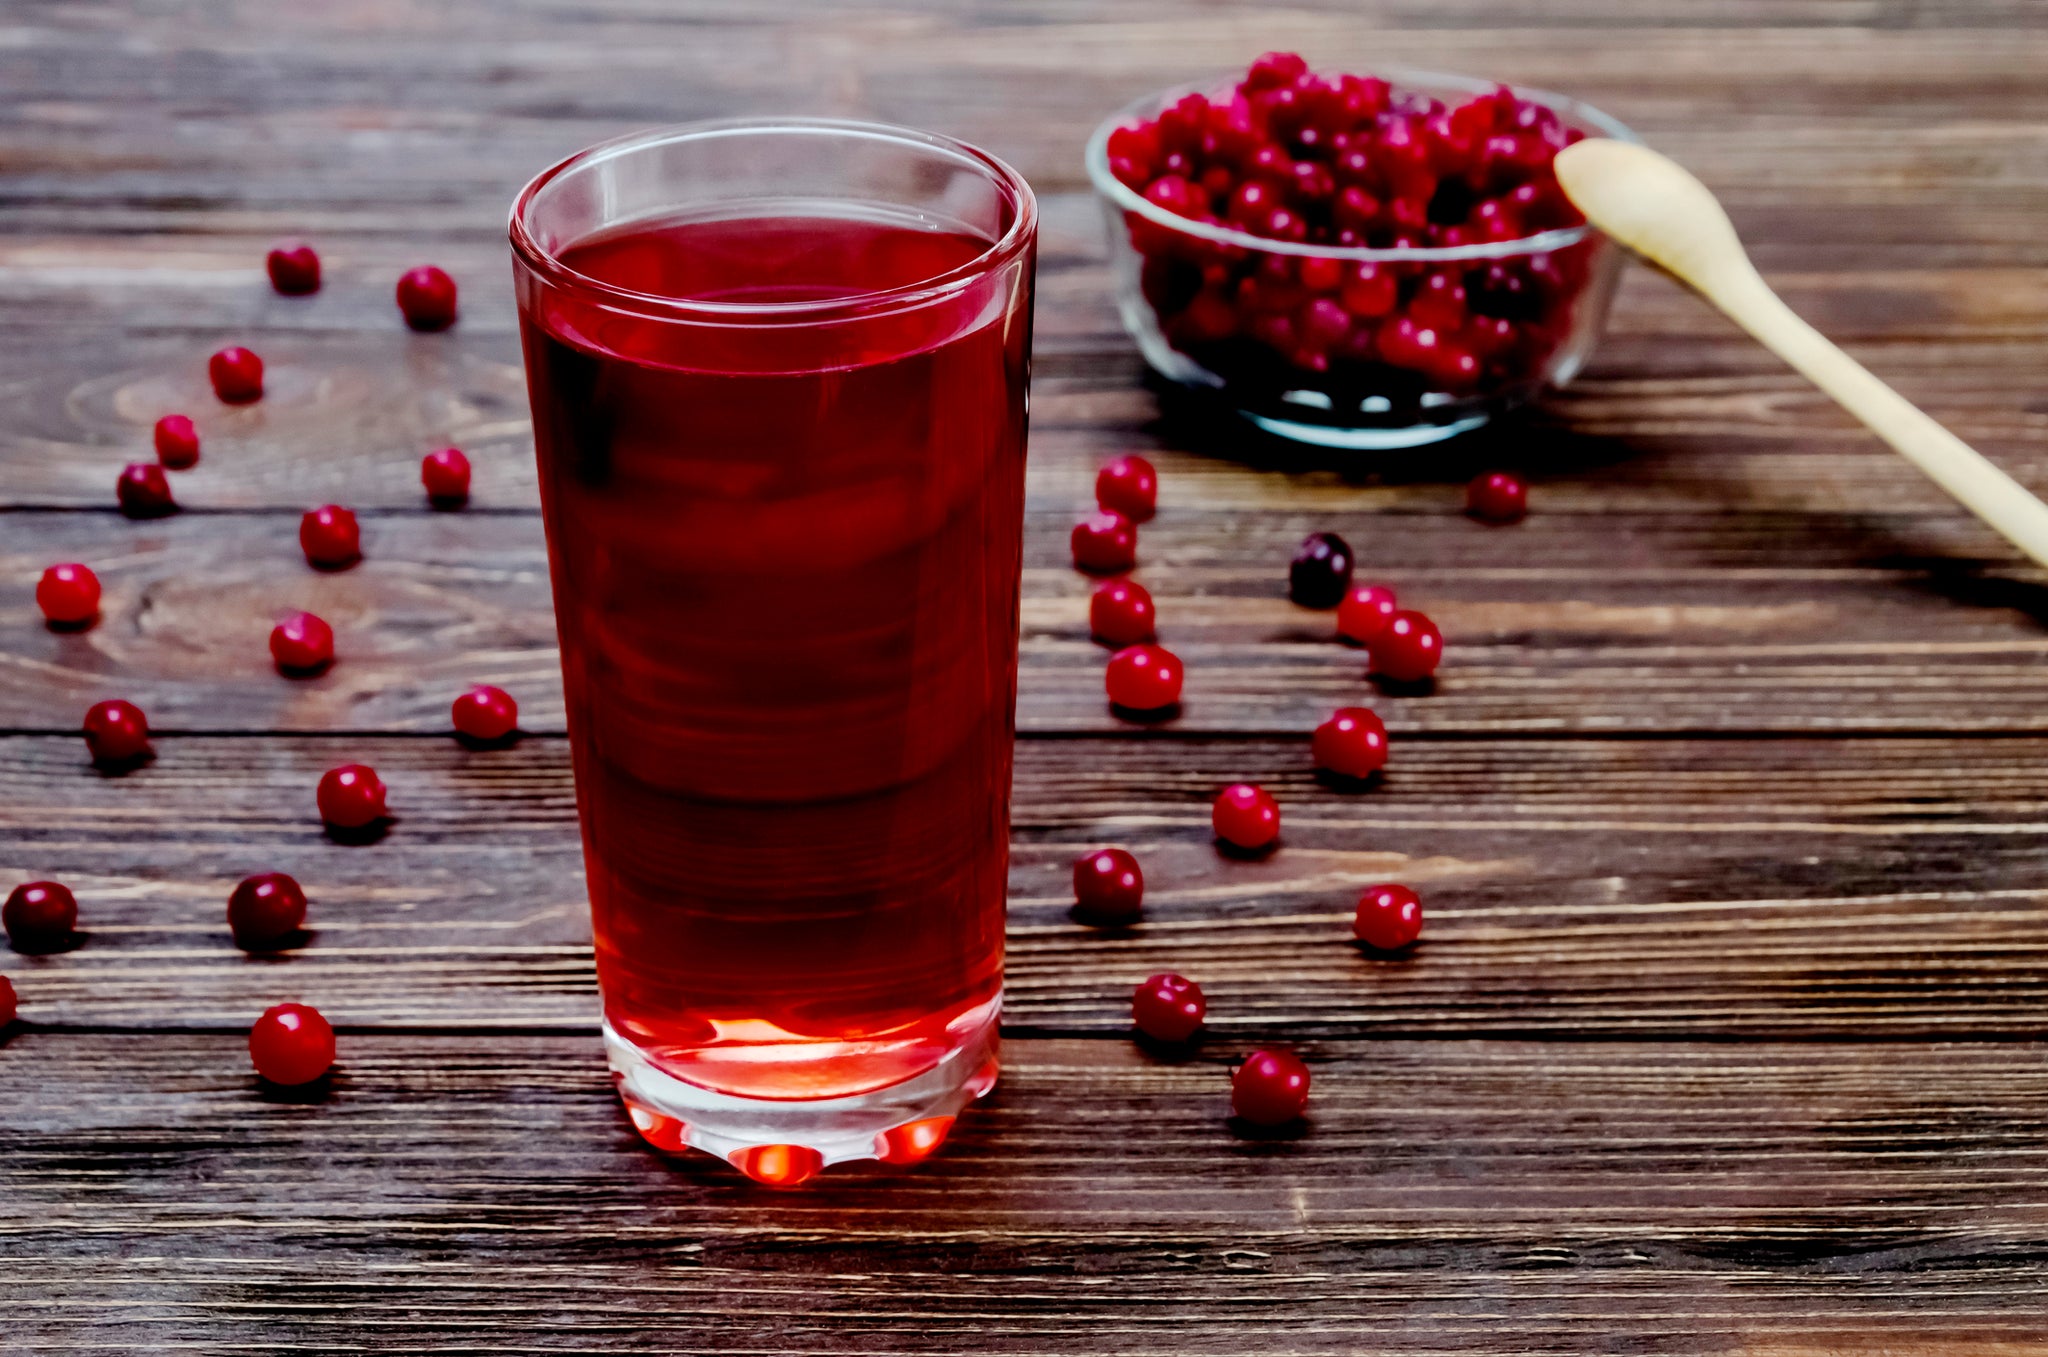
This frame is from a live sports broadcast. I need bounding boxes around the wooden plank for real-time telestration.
[6,734,2048,1035]
[9,324,2048,521]
[3,1031,2047,1351]
[8,508,2048,737]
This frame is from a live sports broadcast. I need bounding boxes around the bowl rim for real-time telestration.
[1083,66,1641,264]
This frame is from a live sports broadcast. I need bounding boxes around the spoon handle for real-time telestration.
[1694,262,2048,569]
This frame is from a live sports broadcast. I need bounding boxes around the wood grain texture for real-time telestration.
[6,734,2048,1036]
[9,505,2048,735]
[4,0,2048,1348]
[5,1032,2048,1352]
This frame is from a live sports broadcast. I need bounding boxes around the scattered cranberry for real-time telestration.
[1336,583,1398,644]
[1105,643,1183,712]
[1288,531,1353,608]
[82,699,150,765]
[300,505,361,569]
[36,563,100,627]
[421,447,471,507]
[317,764,387,829]
[266,241,321,295]
[396,265,458,331]
[1313,707,1388,779]
[1095,454,1159,523]
[452,685,519,741]
[1071,509,1138,574]
[270,612,335,674]
[116,462,176,518]
[1369,610,1443,682]
[1467,470,1528,523]
[1212,782,1279,851]
[228,872,308,951]
[1090,579,1156,647]
[1355,883,1423,950]
[4,880,77,951]
[0,976,14,1027]
[1072,847,1144,923]
[248,1003,335,1086]
[208,346,264,403]
[1232,1048,1311,1126]
[153,414,200,470]
[1132,972,1205,1043]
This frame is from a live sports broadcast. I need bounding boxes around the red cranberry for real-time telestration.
[1096,455,1158,523]
[116,462,176,518]
[1299,296,1350,349]
[452,685,519,741]
[1467,470,1528,523]
[249,1003,335,1085]
[1355,883,1423,950]
[1090,579,1156,647]
[1288,531,1353,609]
[36,563,100,627]
[1232,1048,1311,1125]
[1072,847,1144,923]
[208,346,264,403]
[0,976,14,1027]
[153,414,200,470]
[83,699,150,765]
[1106,643,1183,712]
[1143,174,1201,218]
[1427,342,1481,391]
[1262,206,1308,242]
[1410,271,1468,332]
[1467,315,1519,357]
[1336,584,1398,644]
[1245,51,1307,92]
[1290,160,1334,203]
[317,764,387,829]
[1132,972,1205,1043]
[396,265,458,331]
[1226,179,1276,228]
[1313,707,1388,779]
[1298,255,1345,293]
[1107,122,1160,179]
[4,880,77,950]
[419,447,472,507]
[270,612,335,674]
[1376,316,1443,374]
[1212,783,1279,850]
[1071,509,1137,574]
[300,505,361,569]
[266,241,321,295]
[228,872,308,951]
[1369,610,1443,682]
[1339,262,1398,318]
[1333,183,1379,228]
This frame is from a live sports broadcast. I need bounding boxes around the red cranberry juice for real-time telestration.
[520,214,1029,1100]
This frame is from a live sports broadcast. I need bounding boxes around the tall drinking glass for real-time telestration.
[510,120,1036,1185]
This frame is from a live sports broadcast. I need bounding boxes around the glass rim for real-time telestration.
[509,116,1038,324]
[1083,67,1641,264]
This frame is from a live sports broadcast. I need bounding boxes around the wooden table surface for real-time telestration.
[6,1,2048,1350]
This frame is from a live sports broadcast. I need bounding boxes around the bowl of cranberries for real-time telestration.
[1086,54,1637,449]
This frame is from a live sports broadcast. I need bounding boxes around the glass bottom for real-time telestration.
[606,1003,1001,1187]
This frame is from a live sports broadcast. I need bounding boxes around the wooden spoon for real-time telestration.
[1555,138,2048,569]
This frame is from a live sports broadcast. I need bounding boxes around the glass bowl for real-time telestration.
[1084,69,1639,450]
